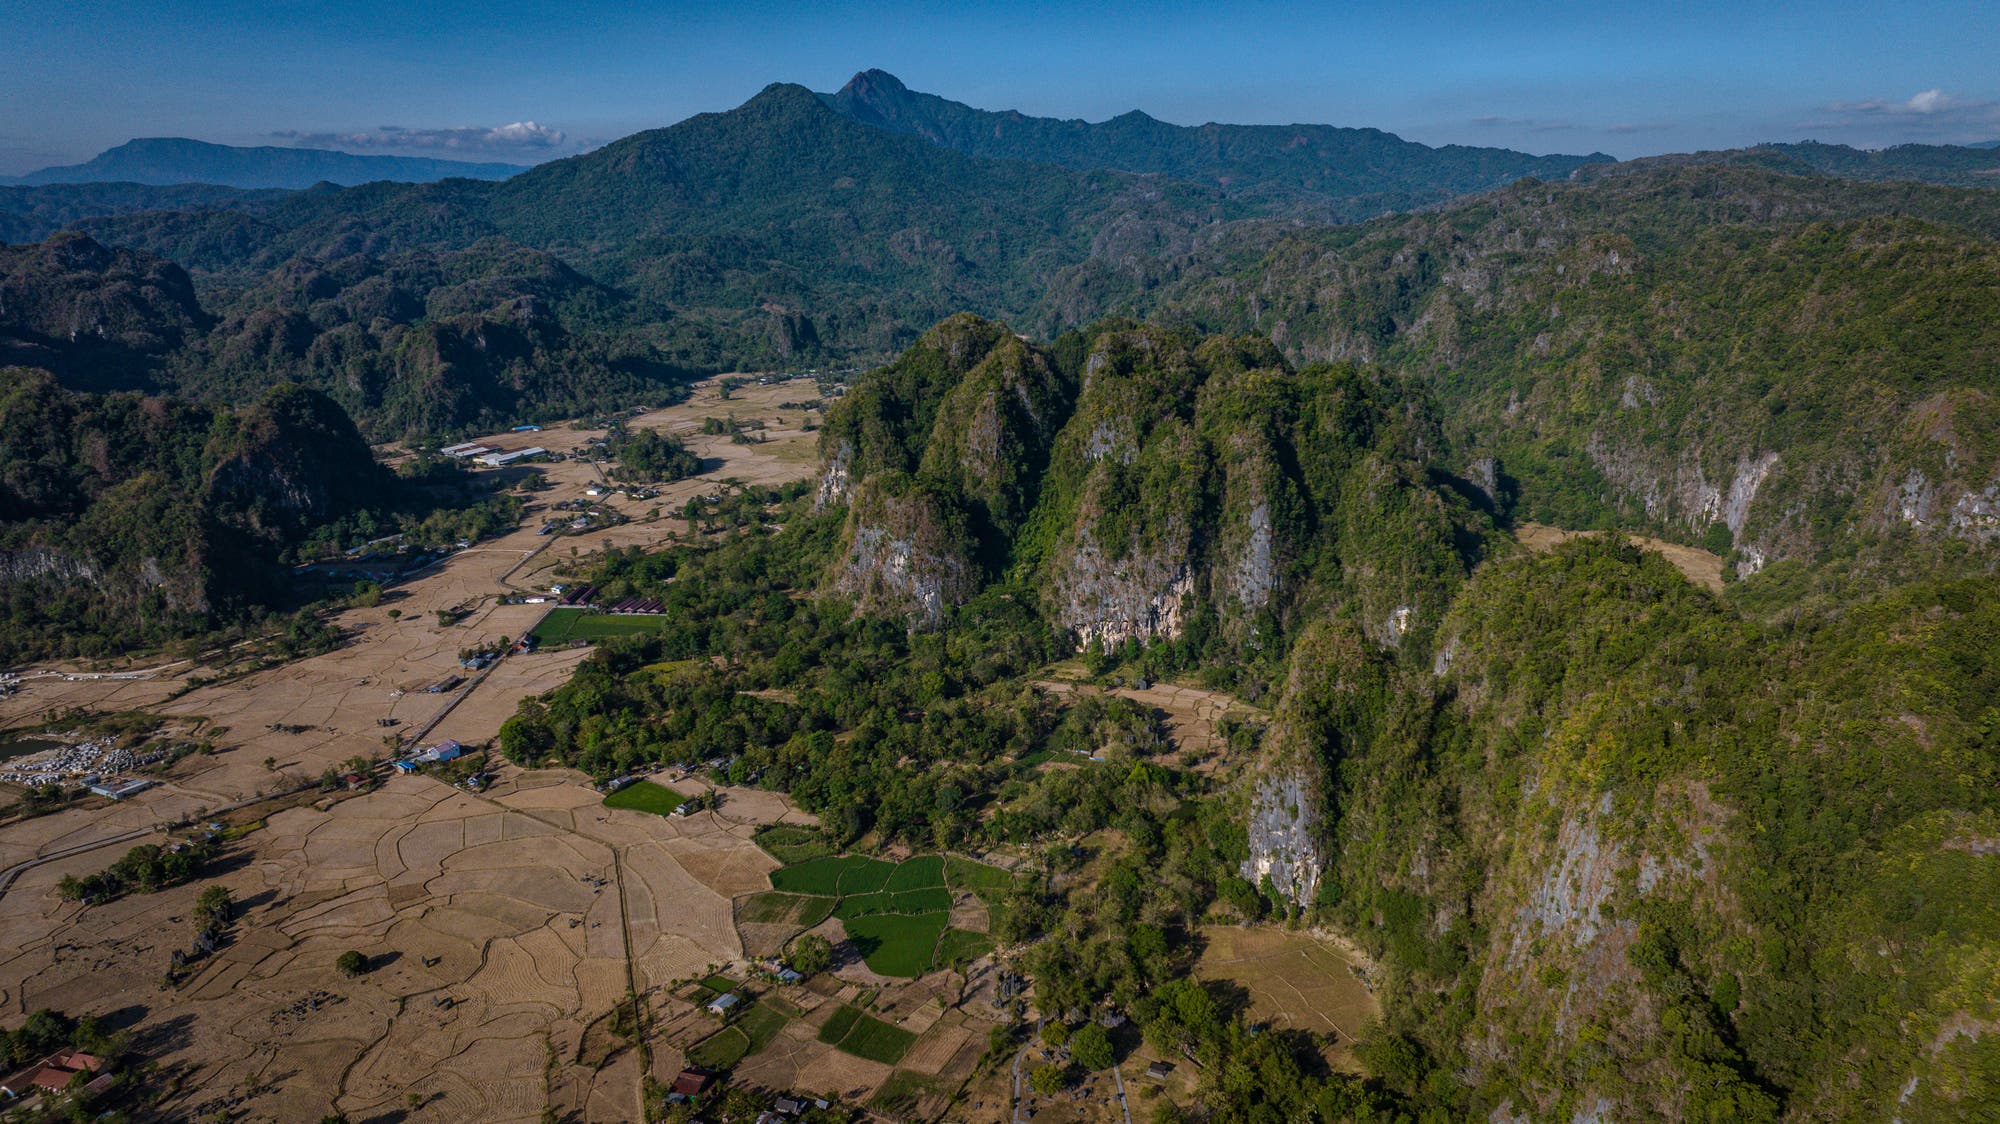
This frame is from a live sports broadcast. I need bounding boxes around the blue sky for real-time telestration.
[4,0,1998,174]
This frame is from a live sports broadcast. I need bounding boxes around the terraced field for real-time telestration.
[816,1004,917,1065]
[742,853,1014,978]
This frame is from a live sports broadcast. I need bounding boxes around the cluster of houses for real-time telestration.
[0,1048,111,1104]
[757,958,804,985]
[0,737,156,789]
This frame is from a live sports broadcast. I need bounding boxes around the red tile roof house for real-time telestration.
[671,1067,714,1097]
[0,1048,106,1099]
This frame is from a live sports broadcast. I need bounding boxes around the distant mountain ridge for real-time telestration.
[822,68,1613,219]
[1582,138,2000,189]
[11,137,527,190]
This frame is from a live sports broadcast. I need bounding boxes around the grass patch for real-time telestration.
[842,912,950,977]
[740,892,836,927]
[531,607,669,644]
[945,856,1016,897]
[753,824,831,864]
[687,1026,750,1069]
[602,779,685,816]
[884,854,945,891]
[701,973,739,994]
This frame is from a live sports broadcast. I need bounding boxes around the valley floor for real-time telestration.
[0,377,835,1120]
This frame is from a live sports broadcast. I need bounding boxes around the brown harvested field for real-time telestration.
[0,378,831,1122]
[1035,675,1265,773]
[1514,522,1724,592]
[1195,925,1378,1068]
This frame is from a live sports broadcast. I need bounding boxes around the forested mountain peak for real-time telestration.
[823,69,1613,219]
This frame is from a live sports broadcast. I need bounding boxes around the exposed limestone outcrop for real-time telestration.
[827,473,979,629]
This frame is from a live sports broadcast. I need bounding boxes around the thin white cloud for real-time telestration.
[1804,89,2000,143]
[1470,114,1578,133]
[271,121,581,161]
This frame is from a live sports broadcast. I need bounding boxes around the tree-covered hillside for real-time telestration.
[0,231,692,438]
[0,230,209,391]
[0,367,507,659]
[817,315,1491,659]
[1146,165,2000,579]
[498,315,2000,1121]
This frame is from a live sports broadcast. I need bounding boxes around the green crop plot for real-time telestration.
[842,911,949,977]
[832,892,893,920]
[837,857,898,895]
[602,780,685,815]
[740,892,836,926]
[816,1004,862,1045]
[816,1003,917,1064]
[890,887,952,913]
[884,854,945,891]
[530,608,668,644]
[832,1009,918,1065]
[688,1025,750,1068]
[768,856,855,895]
[736,1001,789,1054]
[936,927,994,966]
[762,853,996,977]
[945,856,1016,895]
[753,824,831,864]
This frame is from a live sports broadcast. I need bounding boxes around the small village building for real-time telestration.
[478,446,548,467]
[1146,1060,1174,1079]
[0,1048,105,1098]
[671,1068,714,1096]
[706,992,741,1016]
[87,778,154,800]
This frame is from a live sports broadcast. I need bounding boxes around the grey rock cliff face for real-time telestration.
[827,476,978,629]
[1052,527,1197,649]
[1241,769,1324,904]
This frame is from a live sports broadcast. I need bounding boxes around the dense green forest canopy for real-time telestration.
[498,316,2000,1120]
